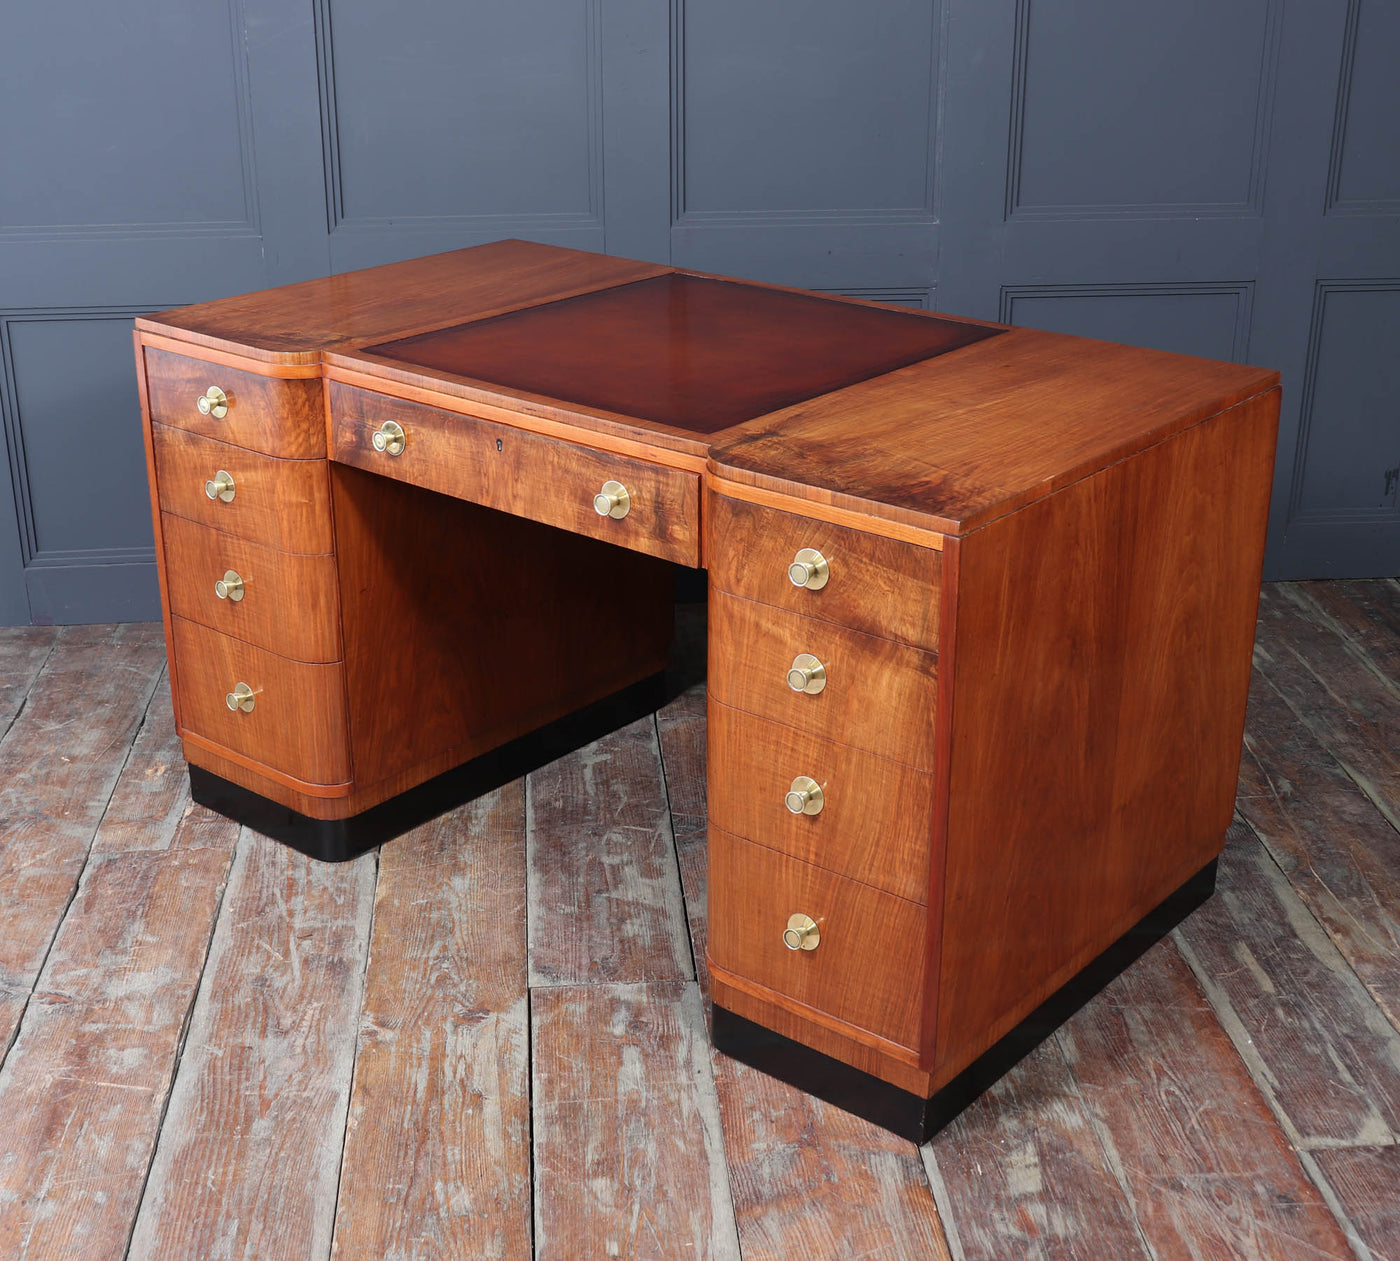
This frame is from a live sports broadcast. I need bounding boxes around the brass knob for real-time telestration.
[787,653,826,695]
[371,420,405,456]
[783,913,820,952]
[204,470,235,502]
[196,386,229,418]
[593,480,631,520]
[214,570,245,602]
[788,548,829,591]
[785,776,824,816]
[225,681,256,713]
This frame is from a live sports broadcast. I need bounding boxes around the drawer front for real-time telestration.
[328,382,700,566]
[709,590,938,770]
[161,514,341,663]
[144,345,325,458]
[171,616,350,786]
[708,492,942,650]
[708,827,925,1049]
[151,424,333,553]
[708,699,932,903]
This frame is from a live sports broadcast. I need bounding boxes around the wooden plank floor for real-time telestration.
[0,581,1397,1259]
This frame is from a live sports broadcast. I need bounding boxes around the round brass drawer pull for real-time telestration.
[787,653,826,695]
[205,470,235,502]
[214,570,245,602]
[783,913,820,951]
[371,420,406,456]
[788,548,829,591]
[196,386,229,418]
[785,776,824,816]
[226,681,256,713]
[593,480,631,520]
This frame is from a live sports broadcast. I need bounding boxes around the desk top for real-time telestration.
[139,239,1280,536]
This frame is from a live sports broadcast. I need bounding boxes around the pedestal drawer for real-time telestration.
[707,492,943,650]
[151,424,333,553]
[171,616,350,787]
[708,698,933,903]
[161,514,341,663]
[328,382,700,566]
[143,345,325,457]
[708,589,938,770]
[708,827,926,1050]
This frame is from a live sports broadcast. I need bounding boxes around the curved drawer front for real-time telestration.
[151,424,333,553]
[171,616,350,787]
[161,514,341,663]
[143,345,325,458]
[708,827,926,1050]
[708,699,932,904]
[708,589,938,770]
[707,491,942,650]
[328,382,700,566]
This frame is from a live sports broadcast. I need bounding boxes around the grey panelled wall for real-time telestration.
[1,1,1396,623]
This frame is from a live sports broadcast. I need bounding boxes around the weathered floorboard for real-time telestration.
[656,685,708,980]
[1237,670,1400,1030]
[1058,938,1353,1260]
[1254,583,1400,829]
[1300,579,1400,691]
[0,626,57,736]
[927,1039,1148,1261]
[527,716,691,986]
[1176,819,1400,1149]
[0,624,166,1060]
[332,784,532,1260]
[531,981,740,1260]
[709,1050,951,1261]
[89,676,239,858]
[0,847,232,1259]
[127,832,376,1260]
[1311,1144,1400,1261]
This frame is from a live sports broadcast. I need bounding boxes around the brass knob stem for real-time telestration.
[593,480,631,519]
[226,681,256,713]
[785,776,824,816]
[214,570,245,602]
[197,386,229,418]
[204,470,235,502]
[371,420,406,456]
[788,548,829,590]
[787,653,827,695]
[783,913,820,951]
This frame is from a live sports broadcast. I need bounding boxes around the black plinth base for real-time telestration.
[189,670,668,863]
[711,856,1219,1143]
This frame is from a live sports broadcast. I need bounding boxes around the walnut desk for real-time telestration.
[134,240,1280,1140]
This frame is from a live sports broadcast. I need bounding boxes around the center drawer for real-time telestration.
[328,382,701,566]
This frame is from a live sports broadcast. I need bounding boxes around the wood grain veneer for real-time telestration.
[329,383,701,567]
[709,329,1279,537]
[170,616,350,787]
[150,425,333,554]
[707,697,932,904]
[707,589,939,770]
[708,827,926,1050]
[706,490,943,650]
[928,387,1281,1081]
[143,345,326,458]
[160,514,341,663]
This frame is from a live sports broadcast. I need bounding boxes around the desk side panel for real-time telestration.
[931,388,1280,1082]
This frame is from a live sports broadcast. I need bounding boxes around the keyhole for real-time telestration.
[496,438,503,452]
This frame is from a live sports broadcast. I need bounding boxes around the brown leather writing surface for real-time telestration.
[366,273,1003,434]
